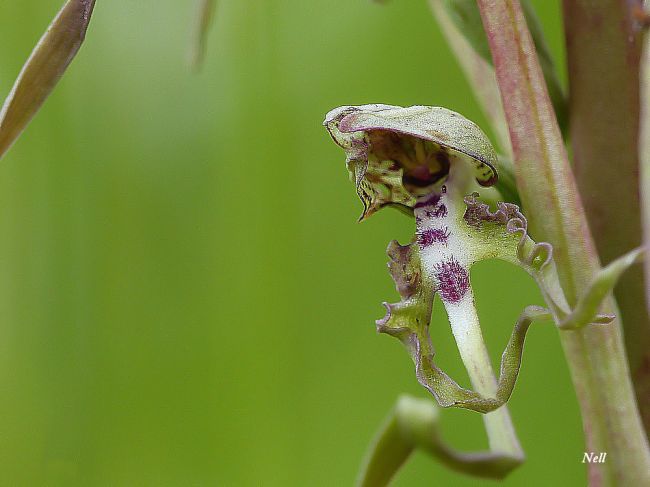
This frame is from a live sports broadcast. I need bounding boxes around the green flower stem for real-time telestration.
[639,0,650,432]
[562,3,649,426]
[476,1,650,484]
[642,0,650,318]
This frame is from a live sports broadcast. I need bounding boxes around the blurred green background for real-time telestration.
[0,0,585,485]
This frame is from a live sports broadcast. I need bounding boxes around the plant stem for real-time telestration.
[642,2,650,431]
[562,0,650,433]
[476,1,650,484]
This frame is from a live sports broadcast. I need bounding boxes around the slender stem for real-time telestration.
[476,1,650,484]
[639,0,650,433]
[561,3,650,428]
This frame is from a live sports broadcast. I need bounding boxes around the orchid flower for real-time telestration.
[324,104,643,484]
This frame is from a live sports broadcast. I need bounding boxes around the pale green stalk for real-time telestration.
[562,3,650,428]
[476,1,650,484]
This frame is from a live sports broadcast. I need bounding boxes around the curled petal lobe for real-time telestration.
[387,240,421,299]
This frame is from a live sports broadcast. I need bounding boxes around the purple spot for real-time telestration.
[434,258,469,303]
[417,227,450,248]
[414,193,441,209]
[423,202,447,219]
[434,203,448,218]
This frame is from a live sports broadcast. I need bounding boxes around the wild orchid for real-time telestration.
[324,101,647,485]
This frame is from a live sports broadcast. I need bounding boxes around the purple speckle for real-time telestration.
[417,227,450,247]
[425,203,447,219]
[414,193,441,209]
[433,203,448,218]
[434,258,469,303]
